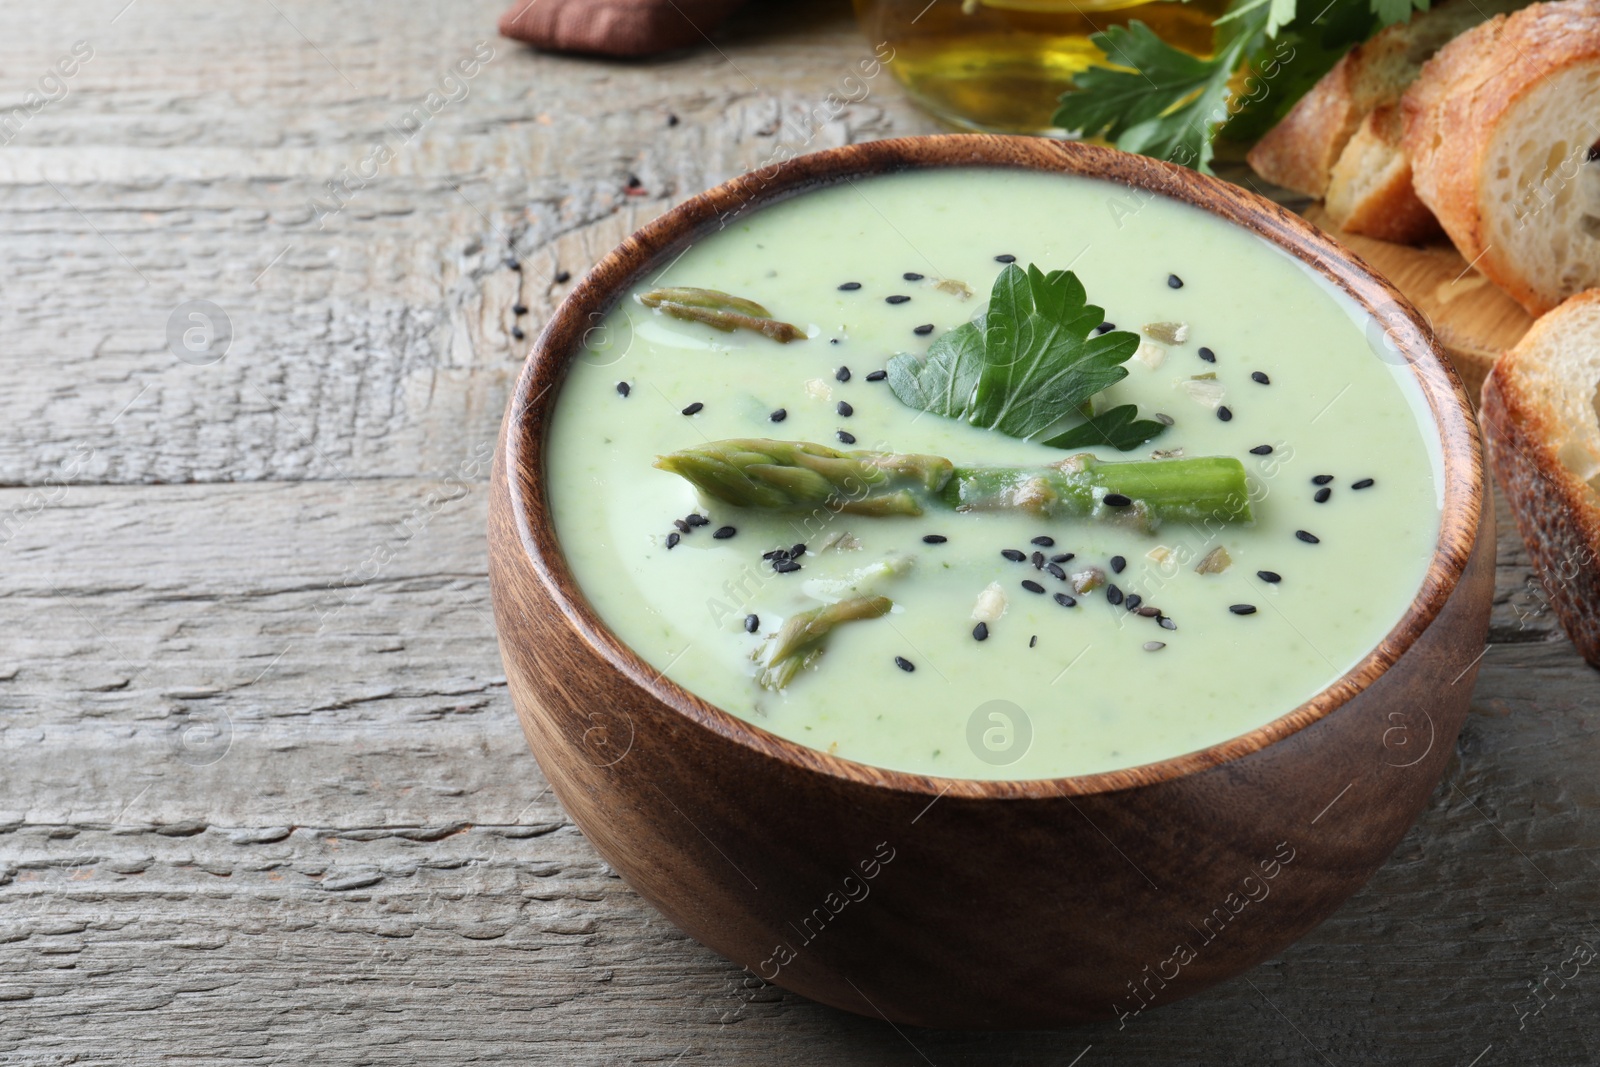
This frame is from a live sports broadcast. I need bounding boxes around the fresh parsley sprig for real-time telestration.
[1052,0,1431,173]
[886,264,1167,453]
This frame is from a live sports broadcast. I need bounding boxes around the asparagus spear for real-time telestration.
[756,594,893,691]
[656,439,1253,532]
[653,438,952,517]
[638,287,805,343]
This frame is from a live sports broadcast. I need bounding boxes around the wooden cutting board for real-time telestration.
[1303,205,1533,400]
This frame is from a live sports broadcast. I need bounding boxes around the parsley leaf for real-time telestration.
[886,264,1166,452]
[1052,9,1268,172]
[1042,405,1170,452]
[1371,0,1429,27]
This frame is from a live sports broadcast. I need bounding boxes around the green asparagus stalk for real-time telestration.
[756,595,893,691]
[653,438,952,517]
[656,439,1253,532]
[638,287,805,343]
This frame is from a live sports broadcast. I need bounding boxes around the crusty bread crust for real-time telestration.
[1403,0,1600,315]
[1248,0,1521,197]
[1481,289,1600,666]
[1246,54,1362,197]
[1324,106,1441,242]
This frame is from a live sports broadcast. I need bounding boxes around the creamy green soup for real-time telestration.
[545,167,1442,780]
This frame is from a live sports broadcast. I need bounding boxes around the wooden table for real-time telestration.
[3,2,1595,1062]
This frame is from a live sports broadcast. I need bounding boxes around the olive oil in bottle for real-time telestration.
[855,0,1231,135]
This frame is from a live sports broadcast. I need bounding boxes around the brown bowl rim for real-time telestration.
[499,134,1483,800]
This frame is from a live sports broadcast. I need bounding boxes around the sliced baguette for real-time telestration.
[1247,0,1521,197]
[1481,289,1600,665]
[1323,105,1440,242]
[1403,0,1600,316]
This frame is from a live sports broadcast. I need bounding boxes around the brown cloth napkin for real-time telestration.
[498,0,751,58]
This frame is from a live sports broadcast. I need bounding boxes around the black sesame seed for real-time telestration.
[554,269,570,283]
[673,519,691,533]
[1001,549,1026,562]
[1104,493,1133,508]
[913,323,934,336]
[1249,444,1273,456]
[1167,273,1184,289]
[1296,530,1321,544]
[682,402,704,416]
[1106,584,1124,606]
[895,656,915,672]
[995,254,1017,263]
[1257,570,1281,583]
[838,281,862,291]
[1053,592,1077,608]
[1126,594,1142,610]
[904,272,924,281]
[922,534,947,544]
[1031,551,1045,568]
[836,366,851,382]
[1031,536,1055,547]
[626,175,642,189]
[1312,474,1333,485]
[774,559,801,574]
[667,113,680,126]
[744,614,759,633]
[665,532,680,549]
[1217,406,1233,422]
[837,401,853,417]
[506,256,521,272]
[769,408,787,422]
[886,294,911,305]
[616,381,631,397]
[1159,616,1176,630]
[1251,371,1270,384]
[836,430,856,444]
[512,326,525,340]
[1110,555,1126,574]
[1229,604,1258,615]
[1352,478,1375,490]
[1029,635,1037,648]
[973,622,989,641]
[791,543,806,557]
[1046,563,1067,581]
[513,303,528,315]
[1051,552,1075,564]
[1096,322,1116,334]
[1314,487,1332,504]
[686,513,708,527]
[1198,346,1217,363]
[866,370,887,382]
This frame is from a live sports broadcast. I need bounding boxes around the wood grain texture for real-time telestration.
[4,0,1600,1060]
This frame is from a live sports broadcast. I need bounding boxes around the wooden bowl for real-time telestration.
[488,135,1493,1028]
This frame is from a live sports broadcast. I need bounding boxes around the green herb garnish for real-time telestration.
[886,263,1165,452]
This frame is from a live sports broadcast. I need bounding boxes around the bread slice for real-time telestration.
[1403,0,1600,316]
[1323,105,1440,242]
[1247,0,1521,197]
[1481,289,1600,665]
